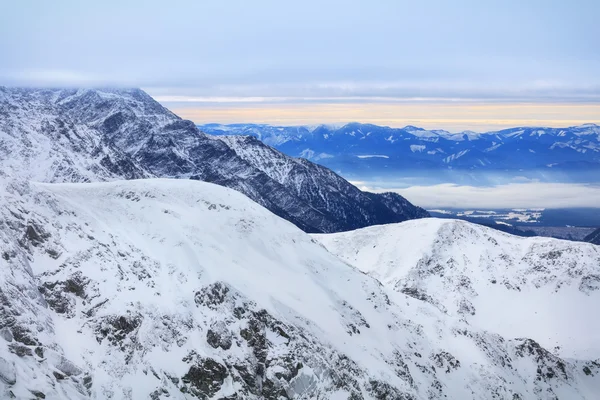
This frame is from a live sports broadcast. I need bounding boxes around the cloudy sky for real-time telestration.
[1,0,599,131]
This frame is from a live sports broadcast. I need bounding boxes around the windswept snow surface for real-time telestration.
[314,218,600,360]
[2,180,599,399]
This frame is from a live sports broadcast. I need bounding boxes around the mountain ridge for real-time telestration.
[314,218,600,359]
[0,87,427,233]
[585,227,600,245]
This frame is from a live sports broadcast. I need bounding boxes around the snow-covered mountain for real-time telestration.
[2,179,599,399]
[215,135,428,231]
[0,87,427,233]
[200,123,600,183]
[3,87,600,399]
[314,218,600,361]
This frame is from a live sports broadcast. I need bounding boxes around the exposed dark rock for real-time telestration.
[400,287,447,313]
[10,325,39,346]
[261,378,289,399]
[195,282,230,309]
[206,325,232,351]
[431,351,461,373]
[96,314,143,362]
[53,371,65,380]
[390,351,414,387]
[149,387,169,400]
[368,380,415,400]
[45,248,60,259]
[30,390,46,399]
[580,274,600,292]
[83,374,93,394]
[458,298,476,315]
[38,273,89,316]
[181,358,228,399]
[514,338,568,382]
[8,343,33,357]
[23,223,50,247]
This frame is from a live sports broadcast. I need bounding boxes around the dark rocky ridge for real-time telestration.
[0,87,428,233]
[585,228,600,245]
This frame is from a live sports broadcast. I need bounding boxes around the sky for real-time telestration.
[1,0,599,131]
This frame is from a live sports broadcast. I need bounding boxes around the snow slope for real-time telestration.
[314,218,600,360]
[2,180,599,399]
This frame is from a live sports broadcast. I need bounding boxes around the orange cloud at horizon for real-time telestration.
[169,102,600,132]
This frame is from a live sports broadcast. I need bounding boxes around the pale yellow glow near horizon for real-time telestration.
[168,102,600,132]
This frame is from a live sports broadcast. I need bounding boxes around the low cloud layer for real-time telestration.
[363,183,600,209]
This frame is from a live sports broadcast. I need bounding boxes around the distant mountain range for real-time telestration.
[199,122,600,184]
[0,87,426,233]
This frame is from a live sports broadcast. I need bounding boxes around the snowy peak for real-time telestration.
[314,218,600,359]
[0,87,428,234]
[0,87,152,183]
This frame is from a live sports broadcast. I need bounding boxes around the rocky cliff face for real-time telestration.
[0,88,150,183]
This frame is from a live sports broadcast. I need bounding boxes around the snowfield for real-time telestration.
[0,179,599,399]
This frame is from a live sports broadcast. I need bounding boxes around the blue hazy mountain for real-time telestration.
[585,227,600,245]
[199,123,600,185]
